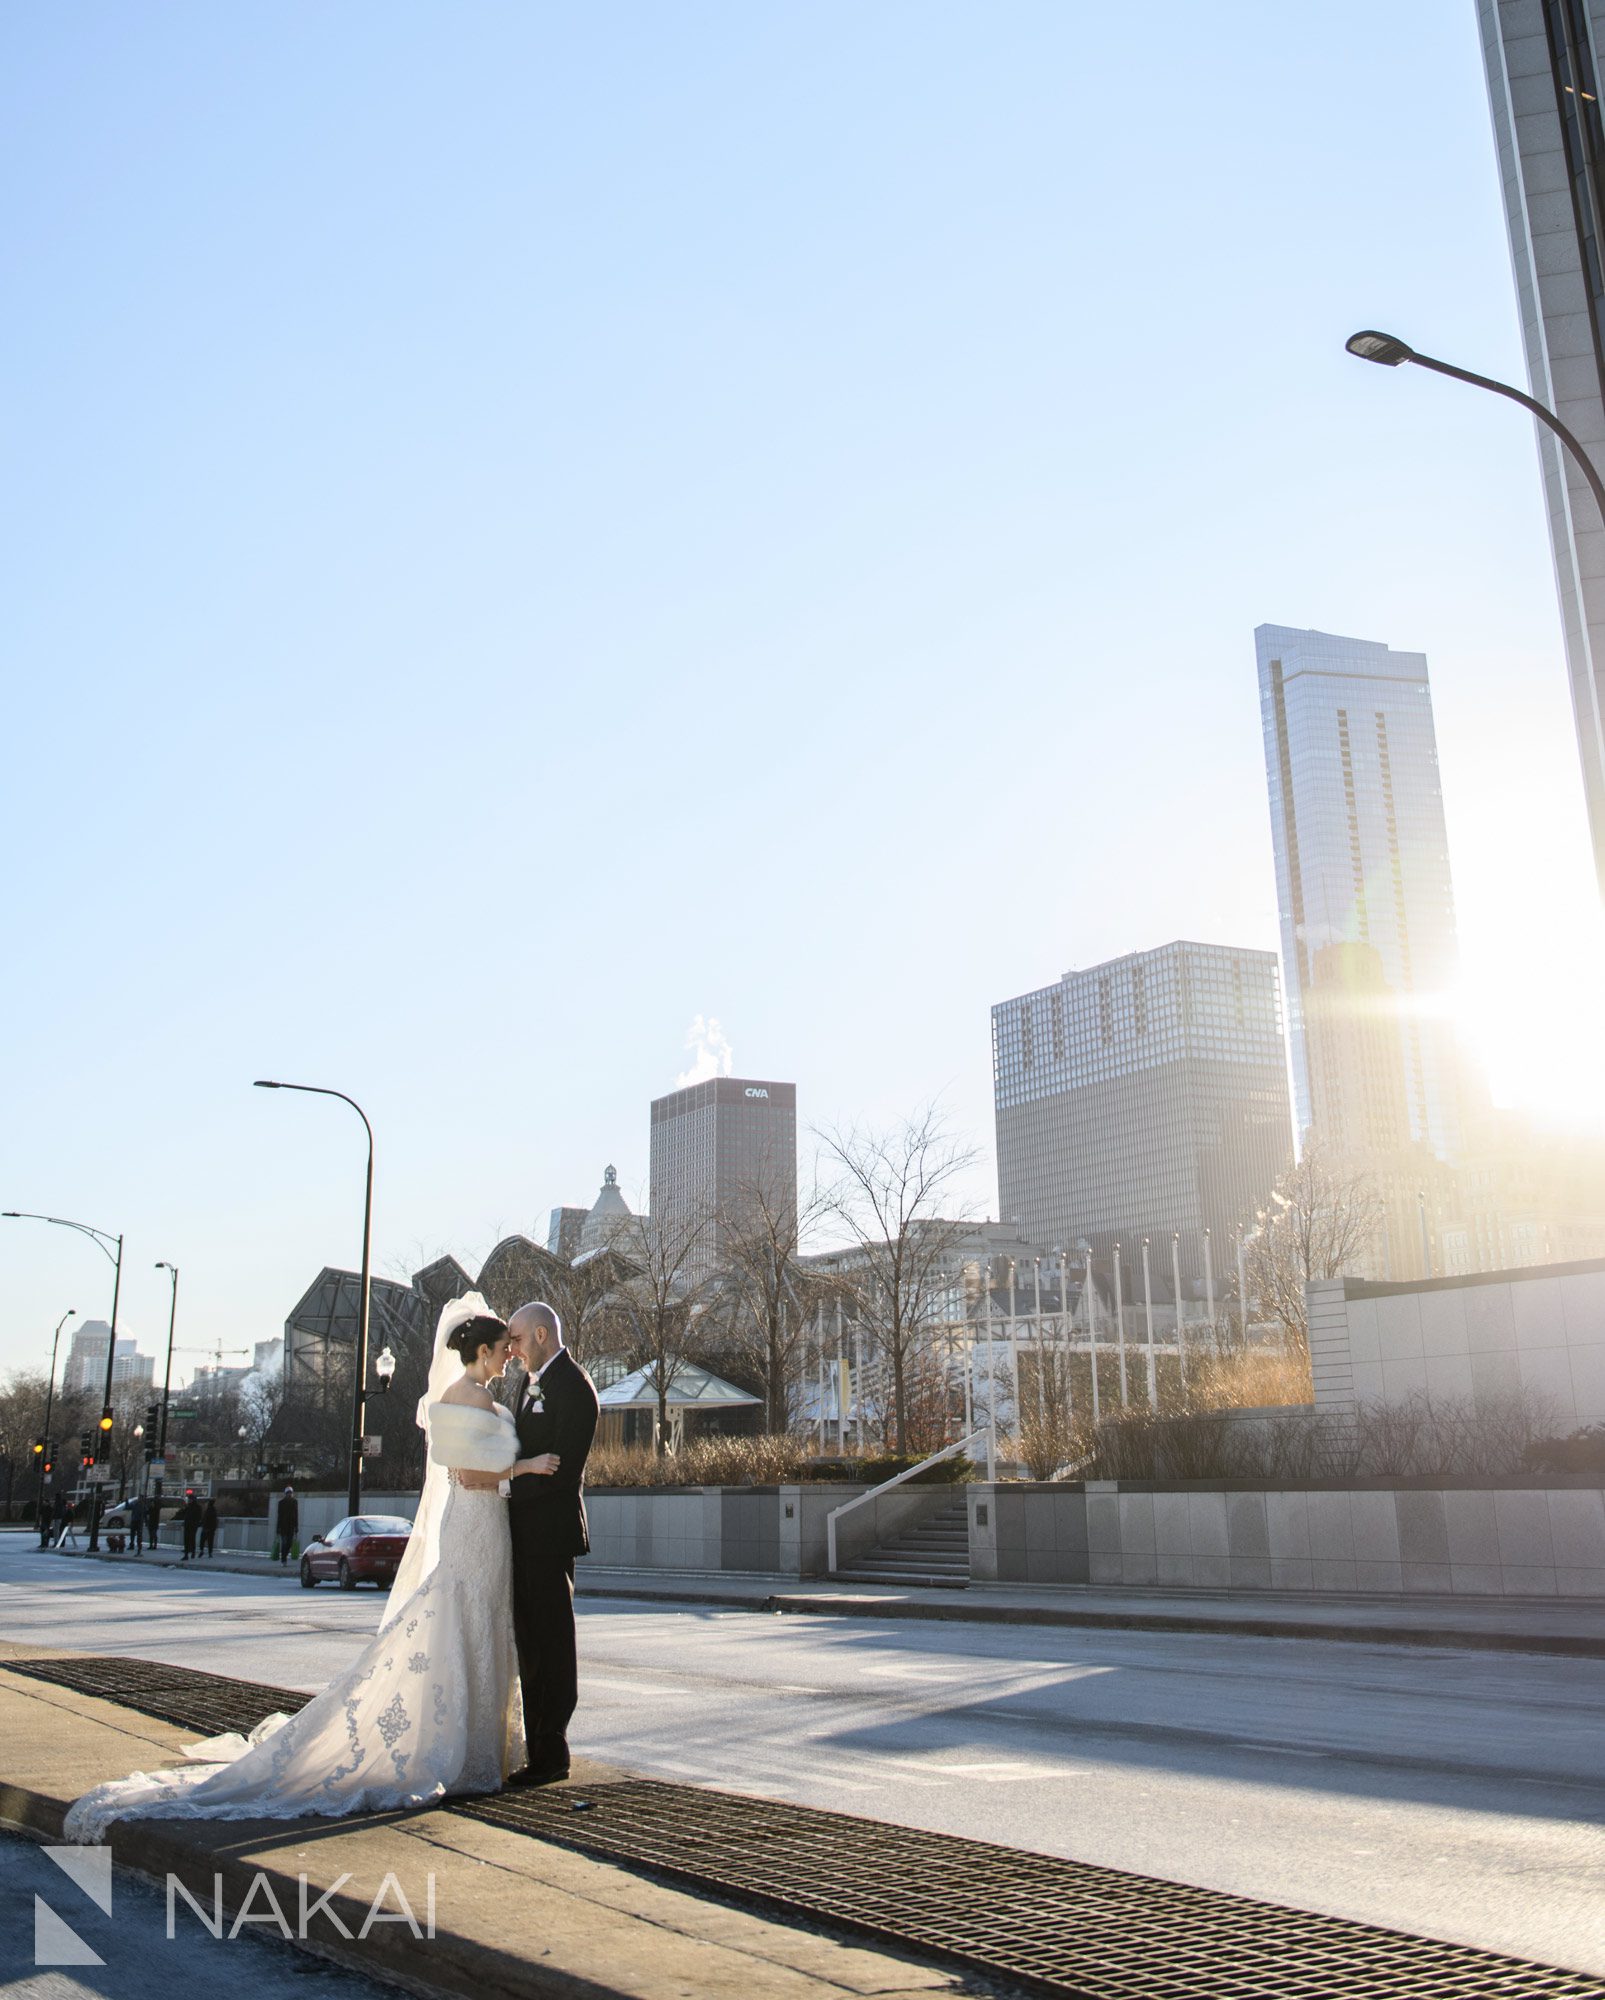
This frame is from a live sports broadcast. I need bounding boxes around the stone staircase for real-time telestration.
[833,1496,970,1588]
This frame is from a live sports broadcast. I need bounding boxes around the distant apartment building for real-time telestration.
[1256,624,1466,1162]
[546,1205,589,1259]
[992,942,1292,1291]
[649,1076,798,1272]
[61,1321,154,1395]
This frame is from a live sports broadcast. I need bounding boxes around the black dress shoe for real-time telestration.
[505,1760,570,1789]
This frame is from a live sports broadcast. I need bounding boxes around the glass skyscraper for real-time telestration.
[1479,0,1605,895]
[1256,624,1464,1162]
[992,942,1292,1290]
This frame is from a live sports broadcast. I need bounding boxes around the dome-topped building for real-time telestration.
[579,1164,637,1255]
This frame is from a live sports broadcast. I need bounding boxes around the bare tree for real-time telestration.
[1247,1146,1383,1358]
[711,1172,838,1431]
[817,1107,979,1452]
[612,1208,719,1453]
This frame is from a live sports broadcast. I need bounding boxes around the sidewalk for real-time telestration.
[0,1639,979,2000]
[35,1541,1605,1656]
[579,1571,1605,1655]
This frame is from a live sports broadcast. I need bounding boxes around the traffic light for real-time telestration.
[31,1438,43,1458]
[145,1401,160,1433]
[79,1430,94,1469]
[42,1454,53,1476]
[98,1405,114,1434]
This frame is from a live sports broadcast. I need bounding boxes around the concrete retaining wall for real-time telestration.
[1308,1260,1605,1426]
[586,1484,882,1576]
[967,1478,1605,1597]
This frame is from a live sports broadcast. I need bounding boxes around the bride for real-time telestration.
[66,1294,537,1840]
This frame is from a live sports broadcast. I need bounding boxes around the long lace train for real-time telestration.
[64,1475,522,1841]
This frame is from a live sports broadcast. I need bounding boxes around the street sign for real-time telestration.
[361,1435,382,1457]
[84,1466,112,1485]
[147,1459,167,1477]
[169,1407,199,1420]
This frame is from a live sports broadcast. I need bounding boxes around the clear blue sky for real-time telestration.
[4,1,1601,1383]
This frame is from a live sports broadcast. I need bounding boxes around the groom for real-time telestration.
[504,1300,599,1786]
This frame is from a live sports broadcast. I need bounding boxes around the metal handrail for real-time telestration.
[826,1426,991,1575]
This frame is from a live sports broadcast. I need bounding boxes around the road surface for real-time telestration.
[2,1535,1601,1976]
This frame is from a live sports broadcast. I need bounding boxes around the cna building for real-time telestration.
[649,1076,798,1268]
[991,942,1292,1291]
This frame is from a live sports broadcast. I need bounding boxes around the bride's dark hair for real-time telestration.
[446,1314,508,1361]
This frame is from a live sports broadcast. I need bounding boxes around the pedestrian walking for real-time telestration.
[128,1493,146,1554]
[38,1490,56,1549]
[181,1493,202,1561]
[275,1486,298,1564]
[148,1495,162,1547]
[201,1498,218,1558]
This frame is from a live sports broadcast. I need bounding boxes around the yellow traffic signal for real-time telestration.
[31,1440,43,1456]
[98,1408,113,1432]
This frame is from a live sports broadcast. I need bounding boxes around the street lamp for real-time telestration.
[254,1080,375,1516]
[37,1308,74,1516]
[1345,328,1605,542]
[4,1212,124,1550]
[152,1261,180,1524]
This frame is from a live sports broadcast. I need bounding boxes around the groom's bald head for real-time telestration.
[507,1301,563,1369]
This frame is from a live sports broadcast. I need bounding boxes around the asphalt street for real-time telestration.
[2,1535,1601,1977]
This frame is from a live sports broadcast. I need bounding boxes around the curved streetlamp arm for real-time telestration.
[4,1208,125,1550]
[254,1079,375,1516]
[1346,329,1605,534]
[2,1212,120,1263]
[253,1082,373,1152]
[1407,348,1605,534]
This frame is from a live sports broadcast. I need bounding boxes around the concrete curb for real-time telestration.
[0,1774,630,2000]
[576,1578,1605,1657]
[758,1591,1605,1656]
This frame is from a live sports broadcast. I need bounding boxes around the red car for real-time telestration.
[299,1514,412,1590]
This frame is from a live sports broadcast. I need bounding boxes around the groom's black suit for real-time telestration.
[509,1347,599,1769]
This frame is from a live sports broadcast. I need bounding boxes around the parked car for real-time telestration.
[299,1515,412,1590]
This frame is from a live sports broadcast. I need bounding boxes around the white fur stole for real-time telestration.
[426,1400,516,1473]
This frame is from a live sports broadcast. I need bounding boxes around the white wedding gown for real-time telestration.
[65,1398,524,1842]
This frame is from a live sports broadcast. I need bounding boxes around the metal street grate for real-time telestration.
[9,1652,1603,2000]
[7,1653,310,1740]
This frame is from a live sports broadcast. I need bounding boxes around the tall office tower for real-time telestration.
[1304,943,1412,1159]
[61,1321,154,1393]
[1257,624,1465,1162]
[1479,2,1605,893]
[649,1076,798,1272]
[991,942,1292,1289]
